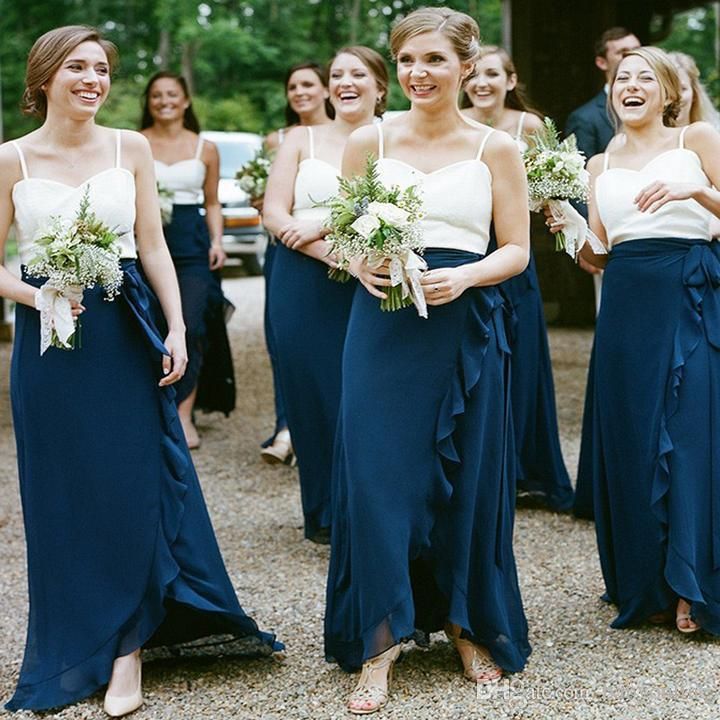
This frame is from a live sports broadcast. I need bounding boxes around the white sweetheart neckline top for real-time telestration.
[375,124,495,255]
[11,130,137,264]
[153,138,206,205]
[595,128,711,247]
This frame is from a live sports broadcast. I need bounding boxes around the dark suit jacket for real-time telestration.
[565,89,615,163]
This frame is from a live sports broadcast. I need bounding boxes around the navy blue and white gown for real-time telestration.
[500,113,573,511]
[266,126,355,541]
[325,125,531,673]
[590,127,720,629]
[155,138,234,411]
[6,131,280,712]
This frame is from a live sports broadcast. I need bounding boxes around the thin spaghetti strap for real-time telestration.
[307,126,315,159]
[516,112,527,140]
[115,129,122,168]
[12,142,29,180]
[603,152,610,172]
[194,136,204,160]
[376,124,384,159]
[475,128,493,161]
[278,127,285,145]
[679,125,689,149]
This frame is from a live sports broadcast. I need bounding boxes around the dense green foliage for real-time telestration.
[0,0,716,140]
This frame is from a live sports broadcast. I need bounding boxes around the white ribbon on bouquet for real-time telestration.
[369,249,428,319]
[546,199,607,259]
[34,283,83,355]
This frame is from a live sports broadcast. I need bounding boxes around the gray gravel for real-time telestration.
[1,276,719,720]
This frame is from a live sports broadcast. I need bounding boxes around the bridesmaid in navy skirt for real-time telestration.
[325,9,531,715]
[0,28,279,715]
[263,47,389,543]
[141,72,233,449]
[563,47,720,633]
[463,46,573,511]
[261,63,333,464]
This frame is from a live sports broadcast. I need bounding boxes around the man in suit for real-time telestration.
[565,27,640,312]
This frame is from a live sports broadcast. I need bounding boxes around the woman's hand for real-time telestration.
[421,266,472,306]
[209,243,227,270]
[634,181,699,213]
[70,300,85,318]
[277,219,329,250]
[543,205,566,234]
[159,329,188,387]
[302,239,339,268]
[350,256,391,300]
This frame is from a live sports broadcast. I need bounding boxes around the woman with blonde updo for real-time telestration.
[324,8,531,714]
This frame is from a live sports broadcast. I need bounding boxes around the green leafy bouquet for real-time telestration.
[157,182,174,225]
[524,117,590,253]
[236,146,274,200]
[27,187,125,354]
[324,155,427,316]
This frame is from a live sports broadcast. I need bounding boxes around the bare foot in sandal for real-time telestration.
[676,598,700,633]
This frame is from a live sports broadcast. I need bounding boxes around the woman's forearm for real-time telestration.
[139,244,185,332]
[205,202,224,246]
[0,265,39,308]
[465,244,529,287]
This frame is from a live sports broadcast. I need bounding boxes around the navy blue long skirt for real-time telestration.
[267,242,355,540]
[573,346,596,520]
[262,240,288,442]
[6,262,280,712]
[164,204,231,407]
[593,238,720,631]
[501,251,573,511]
[325,249,531,673]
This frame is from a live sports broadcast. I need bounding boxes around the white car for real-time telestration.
[201,130,268,275]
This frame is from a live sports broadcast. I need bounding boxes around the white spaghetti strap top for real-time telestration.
[153,134,206,205]
[291,126,339,221]
[375,124,494,255]
[596,127,711,246]
[12,129,137,263]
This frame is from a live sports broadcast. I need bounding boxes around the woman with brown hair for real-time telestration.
[0,26,280,716]
[463,46,574,512]
[263,46,388,545]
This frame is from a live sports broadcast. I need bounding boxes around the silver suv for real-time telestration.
[202,131,268,275]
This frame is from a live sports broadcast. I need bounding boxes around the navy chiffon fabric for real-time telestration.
[267,243,355,539]
[500,250,574,511]
[573,346,596,520]
[325,249,531,673]
[6,262,279,711]
[592,238,720,631]
[164,204,233,411]
[261,240,288,441]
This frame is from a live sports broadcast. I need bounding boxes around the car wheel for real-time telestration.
[243,252,264,276]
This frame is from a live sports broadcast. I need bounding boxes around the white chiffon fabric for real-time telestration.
[292,126,339,222]
[154,137,206,205]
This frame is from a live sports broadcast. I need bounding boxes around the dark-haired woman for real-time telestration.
[141,72,232,449]
[462,46,574,512]
[1,26,280,715]
[261,63,333,465]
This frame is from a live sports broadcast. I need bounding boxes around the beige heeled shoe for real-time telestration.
[676,598,700,634]
[261,428,293,465]
[445,624,502,684]
[104,651,143,717]
[347,644,401,715]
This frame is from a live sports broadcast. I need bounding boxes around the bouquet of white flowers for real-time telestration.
[324,155,427,316]
[236,147,273,200]
[27,187,125,354]
[157,182,174,225]
[524,118,590,255]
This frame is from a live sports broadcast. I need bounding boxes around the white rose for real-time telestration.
[351,213,381,239]
[367,201,410,227]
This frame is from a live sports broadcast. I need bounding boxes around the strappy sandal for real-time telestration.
[347,644,401,715]
[445,624,502,685]
[676,599,700,634]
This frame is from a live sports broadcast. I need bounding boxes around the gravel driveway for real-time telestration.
[1,276,718,720]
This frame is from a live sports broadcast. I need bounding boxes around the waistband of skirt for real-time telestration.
[423,247,484,265]
[609,237,714,258]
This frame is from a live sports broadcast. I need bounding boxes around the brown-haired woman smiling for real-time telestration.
[0,25,280,716]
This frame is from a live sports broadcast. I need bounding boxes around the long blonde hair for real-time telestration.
[667,51,720,129]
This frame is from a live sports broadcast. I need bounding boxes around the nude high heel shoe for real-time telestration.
[445,623,502,684]
[347,644,401,715]
[104,651,143,717]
